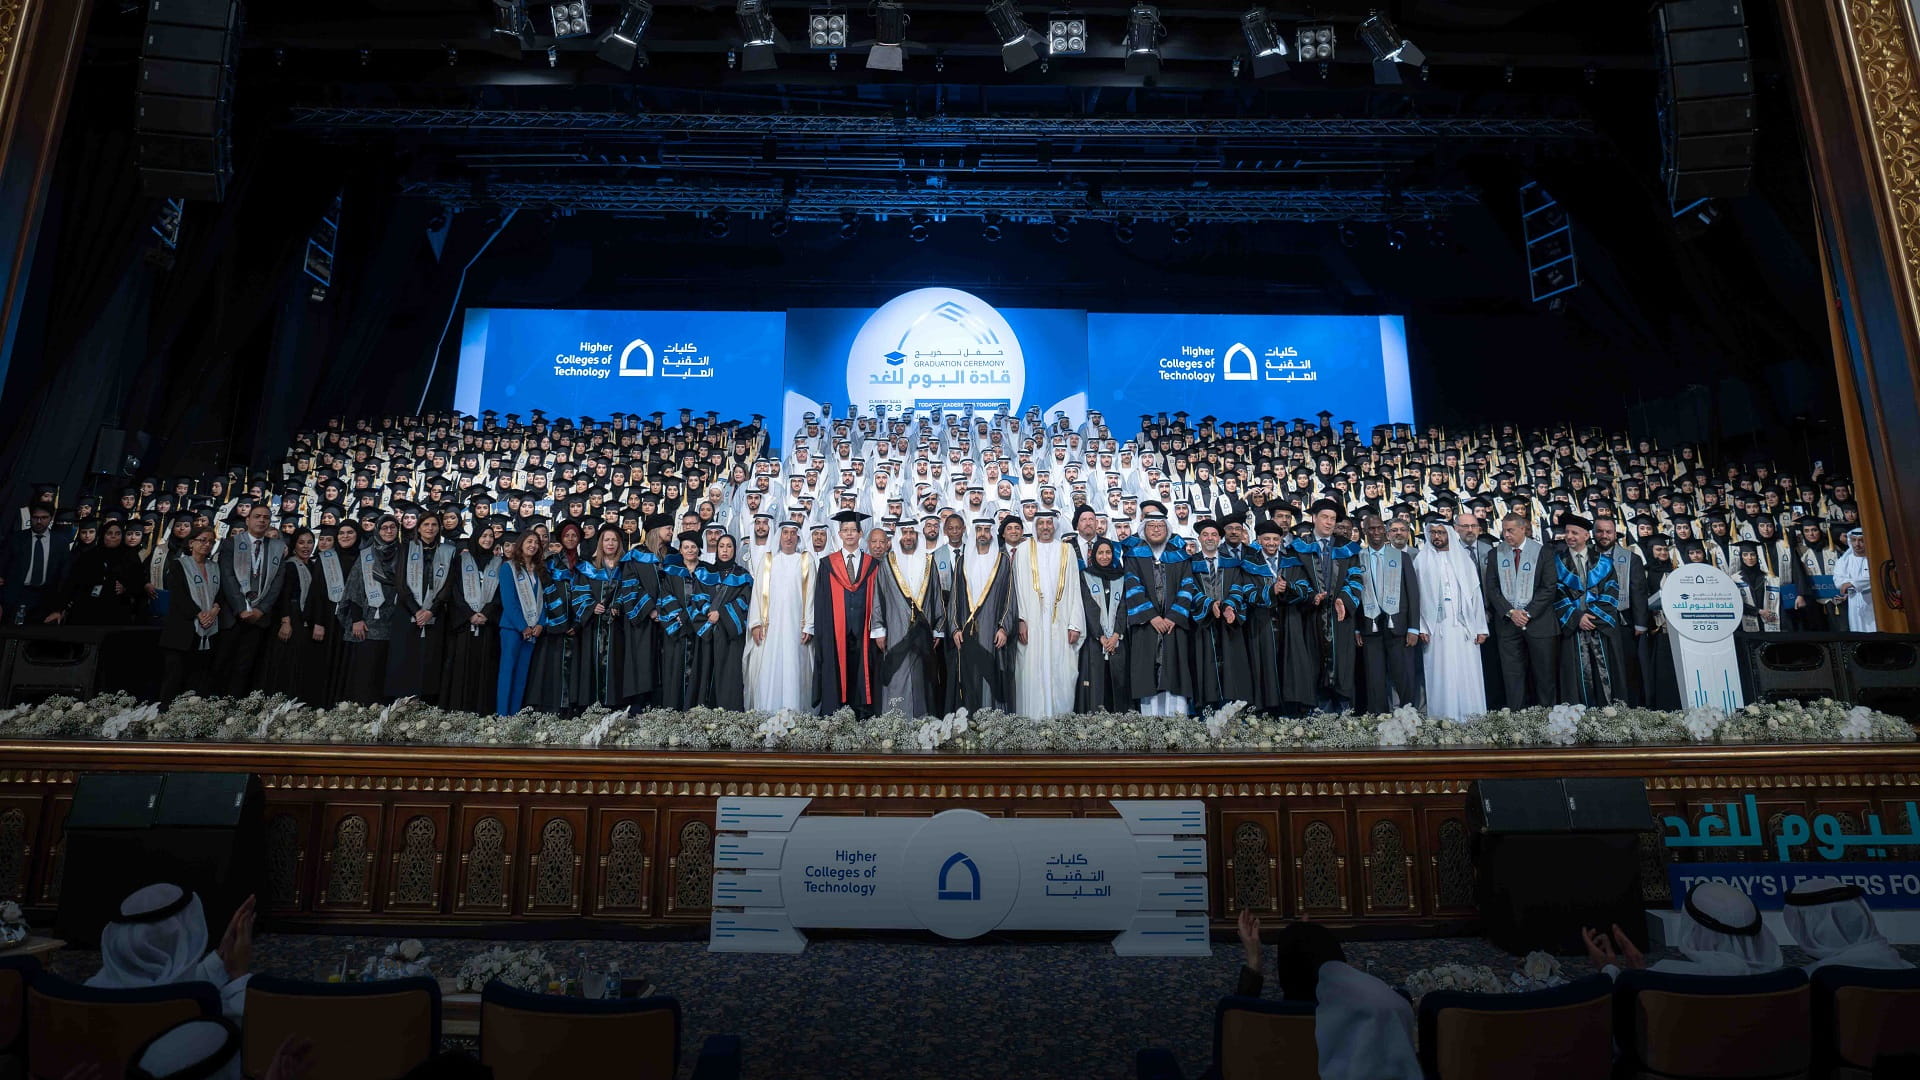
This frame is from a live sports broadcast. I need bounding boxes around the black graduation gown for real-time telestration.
[338,545,400,706]
[525,560,577,713]
[619,551,665,705]
[1642,566,1682,711]
[1281,536,1363,707]
[316,549,353,706]
[440,553,504,715]
[263,560,327,704]
[656,562,703,710]
[943,551,1018,713]
[1239,552,1290,713]
[1074,570,1131,712]
[385,540,454,702]
[812,552,886,715]
[1555,548,1626,706]
[691,563,752,710]
[1120,537,1200,702]
[62,548,143,626]
[568,560,638,708]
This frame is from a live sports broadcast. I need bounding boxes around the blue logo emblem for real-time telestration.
[883,350,907,366]
[937,851,981,901]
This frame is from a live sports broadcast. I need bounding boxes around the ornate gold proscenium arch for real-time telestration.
[1782,0,1920,631]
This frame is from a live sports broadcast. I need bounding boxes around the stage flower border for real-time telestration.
[0,693,1909,754]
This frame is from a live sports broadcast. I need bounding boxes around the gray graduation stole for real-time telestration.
[1497,540,1538,609]
[1362,546,1403,618]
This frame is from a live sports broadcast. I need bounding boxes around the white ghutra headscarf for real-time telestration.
[1783,877,1911,972]
[87,883,248,1017]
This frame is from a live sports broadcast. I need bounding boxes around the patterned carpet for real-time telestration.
[43,931,1916,1080]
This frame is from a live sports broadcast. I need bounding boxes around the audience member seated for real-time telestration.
[1585,881,1783,977]
[130,1019,313,1080]
[1785,877,1913,973]
[1233,909,1420,1080]
[87,887,255,1018]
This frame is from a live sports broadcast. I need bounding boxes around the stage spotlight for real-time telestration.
[1295,21,1334,62]
[549,1,591,38]
[1050,213,1072,243]
[1170,213,1192,244]
[868,1,908,70]
[493,0,534,48]
[768,209,792,238]
[705,207,732,239]
[1358,8,1423,83]
[808,6,848,49]
[1337,222,1357,248]
[982,212,1004,241]
[909,211,932,242]
[1385,225,1406,251]
[1240,7,1288,78]
[596,0,653,69]
[1113,213,1136,244]
[1047,10,1086,55]
[839,209,861,238]
[737,0,785,70]
[987,1,1045,72]
[1123,4,1162,77]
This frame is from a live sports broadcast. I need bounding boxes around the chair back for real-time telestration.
[1811,965,1920,1079]
[1616,967,1810,1080]
[1417,974,1613,1080]
[0,954,42,1056]
[1212,995,1318,1080]
[24,971,218,1080]
[479,980,681,1080]
[241,975,441,1080]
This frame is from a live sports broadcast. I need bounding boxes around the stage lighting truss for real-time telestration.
[1123,3,1163,76]
[151,197,184,251]
[1047,10,1086,55]
[493,0,535,48]
[808,6,848,49]
[304,191,342,291]
[1240,7,1287,78]
[1294,21,1334,62]
[868,1,908,70]
[549,1,591,39]
[987,1,1045,72]
[737,0,784,70]
[1358,8,1424,84]
[596,0,653,70]
[1520,180,1579,302]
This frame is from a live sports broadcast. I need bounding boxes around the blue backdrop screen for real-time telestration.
[454,299,1412,440]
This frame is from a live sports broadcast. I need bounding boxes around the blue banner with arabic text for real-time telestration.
[1661,794,1920,863]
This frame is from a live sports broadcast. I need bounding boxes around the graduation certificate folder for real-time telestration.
[1810,574,1841,602]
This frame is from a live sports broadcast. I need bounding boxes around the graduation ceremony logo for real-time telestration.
[847,287,1026,415]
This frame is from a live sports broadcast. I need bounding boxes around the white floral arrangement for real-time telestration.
[1401,951,1566,1005]
[360,938,431,981]
[453,946,556,993]
[0,900,27,947]
[0,691,1908,756]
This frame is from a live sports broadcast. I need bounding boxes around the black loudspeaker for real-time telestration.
[0,627,164,705]
[1837,636,1920,721]
[136,0,237,202]
[57,772,264,947]
[1472,778,1651,955]
[1740,635,1846,706]
[89,428,126,477]
[1655,1,1754,205]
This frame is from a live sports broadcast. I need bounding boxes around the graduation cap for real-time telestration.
[829,510,870,524]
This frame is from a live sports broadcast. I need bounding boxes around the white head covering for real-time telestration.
[1783,877,1912,972]
[88,884,209,989]
[131,1017,243,1080]
[1313,961,1422,1080]
[1660,882,1784,975]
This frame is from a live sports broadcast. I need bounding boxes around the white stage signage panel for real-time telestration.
[1660,563,1747,712]
[708,799,1209,956]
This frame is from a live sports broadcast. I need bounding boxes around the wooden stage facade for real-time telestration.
[0,739,1916,932]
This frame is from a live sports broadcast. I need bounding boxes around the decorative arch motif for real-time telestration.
[0,809,25,900]
[326,815,368,905]
[1232,821,1271,913]
[1436,818,1474,909]
[266,815,302,907]
[465,817,506,910]
[1368,819,1409,911]
[674,820,714,913]
[1301,821,1339,911]
[392,816,439,907]
[534,819,577,907]
[602,820,645,910]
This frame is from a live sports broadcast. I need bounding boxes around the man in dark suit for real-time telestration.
[213,503,287,695]
[0,504,69,624]
[1484,512,1559,708]
[1355,514,1420,714]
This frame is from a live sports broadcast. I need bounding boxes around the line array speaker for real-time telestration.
[137,0,239,202]
[1654,0,1754,206]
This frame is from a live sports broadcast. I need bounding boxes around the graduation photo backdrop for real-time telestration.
[454,292,1414,441]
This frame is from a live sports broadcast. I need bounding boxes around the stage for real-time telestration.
[2,737,1917,934]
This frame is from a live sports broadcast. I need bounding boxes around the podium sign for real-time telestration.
[708,799,1209,955]
[1660,564,1746,712]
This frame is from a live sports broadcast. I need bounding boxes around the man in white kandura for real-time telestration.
[1012,510,1083,718]
[1414,519,1488,721]
[1835,527,1877,632]
[745,521,813,712]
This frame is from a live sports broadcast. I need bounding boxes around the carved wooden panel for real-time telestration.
[1754,797,1817,863]
[590,807,657,917]
[455,806,519,915]
[524,807,587,915]
[1288,810,1351,919]
[35,796,70,906]
[1219,811,1280,916]
[1357,809,1418,916]
[383,805,449,913]
[0,796,40,903]
[1421,806,1475,916]
[316,804,381,913]
[263,802,313,913]
[666,809,715,919]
